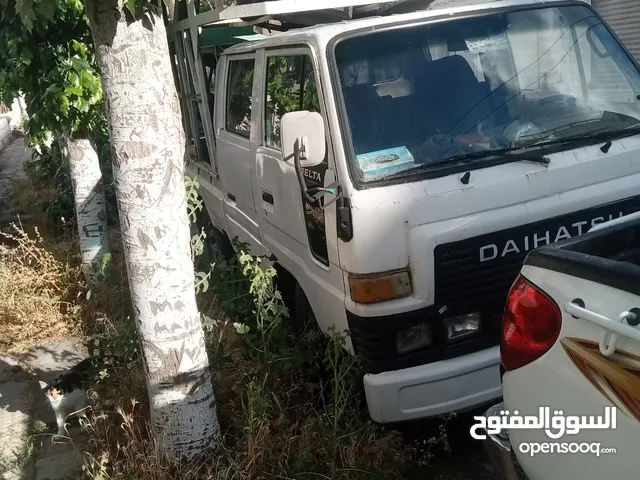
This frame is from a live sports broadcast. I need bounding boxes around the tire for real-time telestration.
[194,206,234,262]
[211,227,235,262]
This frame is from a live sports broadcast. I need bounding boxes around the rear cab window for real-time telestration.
[226,58,255,137]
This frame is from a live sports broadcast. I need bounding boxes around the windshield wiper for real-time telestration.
[383,148,549,181]
[524,124,640,150]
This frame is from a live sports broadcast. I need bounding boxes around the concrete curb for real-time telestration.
[0,117,14,153]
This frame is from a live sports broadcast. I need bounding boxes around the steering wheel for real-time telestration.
[537,94,577,109]
[417,133,467,164]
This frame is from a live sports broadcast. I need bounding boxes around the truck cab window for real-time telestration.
[226,59,254,138]
[264,55,320,149]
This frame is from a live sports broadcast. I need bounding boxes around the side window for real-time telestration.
[264,55,320,149]
[226,59,255,137]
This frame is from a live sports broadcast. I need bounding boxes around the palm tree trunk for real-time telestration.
[83,0,221,461]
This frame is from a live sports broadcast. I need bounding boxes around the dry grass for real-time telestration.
[6,177,67,239]
[0,222,84,354]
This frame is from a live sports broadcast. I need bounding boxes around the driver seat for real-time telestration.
[420,55,494,137]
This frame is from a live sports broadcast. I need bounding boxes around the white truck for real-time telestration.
[481,213,640,479]
[169,0,640,424]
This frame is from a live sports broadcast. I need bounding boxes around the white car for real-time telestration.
[482,213,640,479]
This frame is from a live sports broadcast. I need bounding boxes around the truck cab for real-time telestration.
[169,0,640,424]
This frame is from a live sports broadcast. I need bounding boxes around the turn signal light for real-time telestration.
[501,274,562,371]
[348,270,412,304]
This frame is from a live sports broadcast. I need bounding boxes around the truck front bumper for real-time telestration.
[363,346,502,423]
[482,402,527,480]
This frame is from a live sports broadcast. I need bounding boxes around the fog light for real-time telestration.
[445,313,481,342]
[396,323,433,355]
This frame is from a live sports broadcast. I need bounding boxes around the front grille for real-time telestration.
[349,195,640,374]
[434,195,640,313]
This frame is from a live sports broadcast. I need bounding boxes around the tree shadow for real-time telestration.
[0,356,36,414]
[19,343,87,385]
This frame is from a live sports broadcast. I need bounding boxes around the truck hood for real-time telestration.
[340,135,640,313]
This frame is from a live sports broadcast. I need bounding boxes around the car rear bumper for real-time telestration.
[363,346,502,423]
[482,402,527,480]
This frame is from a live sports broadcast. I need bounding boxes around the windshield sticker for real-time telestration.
[465,33,509,53]
[356,146,415,179]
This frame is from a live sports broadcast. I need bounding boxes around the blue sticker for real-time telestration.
[357,146,415,178]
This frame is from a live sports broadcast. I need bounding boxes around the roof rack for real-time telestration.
[169,0,437,34]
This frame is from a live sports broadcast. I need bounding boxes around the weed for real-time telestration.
[0,222,83,353]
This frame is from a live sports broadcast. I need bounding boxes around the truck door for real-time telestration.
[214,54,262,253]
[253,47,345,332]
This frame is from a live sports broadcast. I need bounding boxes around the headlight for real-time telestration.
[444,313,481,342]
[396,323,433,355]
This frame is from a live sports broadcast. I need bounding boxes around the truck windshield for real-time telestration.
[333,4,640,183]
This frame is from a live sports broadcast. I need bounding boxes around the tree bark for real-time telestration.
[83,0,220,461]
[66,137,111,284]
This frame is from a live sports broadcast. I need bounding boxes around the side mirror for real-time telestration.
[281,111,326,168]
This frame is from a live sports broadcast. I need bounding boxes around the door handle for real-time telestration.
[262,191,274,205]
[226,192,235,201]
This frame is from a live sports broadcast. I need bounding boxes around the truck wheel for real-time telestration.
[210,227,235,262]
[193,205,235,262]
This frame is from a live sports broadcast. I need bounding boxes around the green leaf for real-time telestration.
[38,0,56,23]
[14,0,36,30]
[73,97,89,113]
[70,56,91,72]
[58,95,70,116]
[71,40,87,56]
[234,323,251,335]
[69,72,80,88]
[20,49,33,66]
[125,0,136,17]
[64,86,83,97]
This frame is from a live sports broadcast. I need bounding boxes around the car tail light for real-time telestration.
[501,274,562,371]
